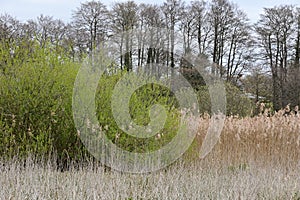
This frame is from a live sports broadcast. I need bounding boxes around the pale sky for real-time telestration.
[0,0,299,23]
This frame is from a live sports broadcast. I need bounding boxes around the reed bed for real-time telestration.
[1,112,300,199]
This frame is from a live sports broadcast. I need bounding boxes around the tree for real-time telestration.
[224,9,253,83]
[110,1,138,71]
[243,66,273,103]
[208,0,235,76]
[72,0,108,54]
[162,0,184,76]
[179,4,196,55]
[190,0,211,55]
[27,15,68,51]
[138,4,165,75]
[0,14,22,43]
[295,8,300,68]
[286,8,300,107]
[256,5,295,110]
[194,0,253,83]
[0,14,25,72]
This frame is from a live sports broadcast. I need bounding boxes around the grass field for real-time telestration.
[1,112,300,199]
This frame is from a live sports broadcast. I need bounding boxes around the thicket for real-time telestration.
[0,41,254,162]
[0,41,84,162]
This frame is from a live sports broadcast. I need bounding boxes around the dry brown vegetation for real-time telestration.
[1,112,300,199]
[194,110,300,167]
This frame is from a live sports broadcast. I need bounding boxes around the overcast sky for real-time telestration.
[0,0,299,23]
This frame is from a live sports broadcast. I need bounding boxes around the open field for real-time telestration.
[1,113,300,200]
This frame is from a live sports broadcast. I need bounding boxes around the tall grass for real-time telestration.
[0,40,298,199]
[190,110,300,166]
[1,113,300,199]
[1,158,299,199]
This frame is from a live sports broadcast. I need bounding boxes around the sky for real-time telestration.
[0,0,299,23]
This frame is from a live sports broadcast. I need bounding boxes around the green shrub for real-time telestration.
[0,40,253,163]
[0,44,85,160]
[95,71,181,153]
[0,44,182,160]
[197,82,254,117]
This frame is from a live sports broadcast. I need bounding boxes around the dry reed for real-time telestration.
[1,112,300,199]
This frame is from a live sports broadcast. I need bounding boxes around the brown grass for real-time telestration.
[1,112,300,199]
[194,111,300,167]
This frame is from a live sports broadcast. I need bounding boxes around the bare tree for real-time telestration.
[208,0,235,76]
[295,7,300,68]
[190,0,211,55]
[72,0,108,54]
[138,3,165,75]
[28,15,68,49]
[110,1,138,71]
[162,0,184,76]
[286,8,300,107]
[256,5,295,110]
[0,14,22,44]
[225,9,253,82]
[179,4,196,55]
[59,23,78,61]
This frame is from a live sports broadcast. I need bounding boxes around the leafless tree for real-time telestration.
[224,9,253,82]
[110,1,138,71]
[162,0,184,76]
[295,8,300,69]
[208,0,235,76]
[286,8,300,107]
[138,4,165,75]
[28,15,68,50]
[0,14,22,44]
[190,0,211,55]
[72,0,108,54]
[256,5,295,110]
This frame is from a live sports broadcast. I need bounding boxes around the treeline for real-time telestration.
[0,0,300,109]
[1,0,299,162]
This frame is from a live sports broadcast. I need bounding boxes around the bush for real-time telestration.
[95,71,181,153]
[0,41,253,163]
[0,45,182,160]
[0,44,84,161]
[197,82,254,117]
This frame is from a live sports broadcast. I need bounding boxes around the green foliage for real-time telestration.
[0,43,84,160]
[0,39,253,163]
[95,72,181,153]
[243,73,273,102]
[0,42,181,160]
[197,82,254,117]
[225,83,254,117]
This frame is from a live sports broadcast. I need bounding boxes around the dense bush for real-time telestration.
[0,46,181,160]
[197,83,254,117]
[95,72,180,153]
[0,42,254,162]
[0,44,84,160]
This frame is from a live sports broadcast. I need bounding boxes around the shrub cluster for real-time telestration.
[0,44,255,162]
